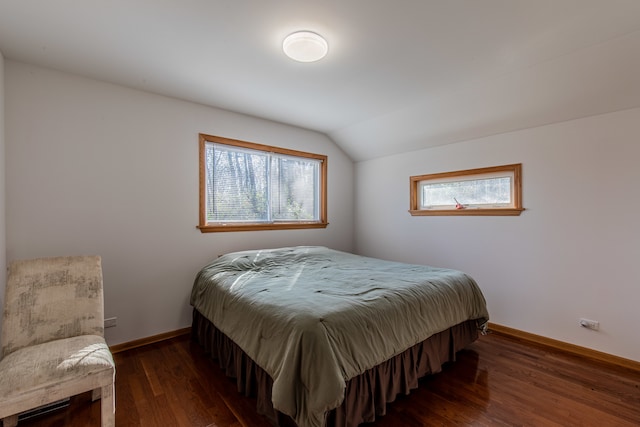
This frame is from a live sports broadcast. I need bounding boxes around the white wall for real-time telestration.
[5,61,355,345]
[6,59,638,363]
[0,51,6,336]
[355,107,640,362]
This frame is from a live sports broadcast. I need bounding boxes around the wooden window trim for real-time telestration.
[198,133,328,232]
[409,163,524,216]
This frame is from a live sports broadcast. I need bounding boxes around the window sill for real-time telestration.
[198,222,329,233]
[408,208,525,216]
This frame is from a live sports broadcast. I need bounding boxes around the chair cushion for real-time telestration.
[0,335,114,400]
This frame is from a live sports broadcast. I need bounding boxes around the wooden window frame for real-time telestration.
[198,133,328,233]
[409,163,524,216]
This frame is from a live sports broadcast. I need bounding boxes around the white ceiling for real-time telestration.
[1,1,639,162]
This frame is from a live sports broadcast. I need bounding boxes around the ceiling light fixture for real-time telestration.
[282,31,328,63]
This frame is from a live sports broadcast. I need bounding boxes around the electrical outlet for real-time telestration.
[579,318,599,331]
[104,317,117,328]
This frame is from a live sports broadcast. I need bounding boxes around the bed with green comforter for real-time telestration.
[190,246,489,427]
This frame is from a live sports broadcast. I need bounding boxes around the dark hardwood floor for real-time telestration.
[17,331,640,426]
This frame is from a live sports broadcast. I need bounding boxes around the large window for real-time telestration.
[198,134,328,232]
[409,164,524,216]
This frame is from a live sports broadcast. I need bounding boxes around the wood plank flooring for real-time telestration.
[16,331,640,426]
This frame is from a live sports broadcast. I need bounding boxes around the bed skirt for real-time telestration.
[192,308,479,427]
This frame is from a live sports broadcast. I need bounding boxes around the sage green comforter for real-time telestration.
[190,246,489,427]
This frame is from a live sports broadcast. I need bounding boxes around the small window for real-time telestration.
[198,134,328,232]
[409,164,524,216]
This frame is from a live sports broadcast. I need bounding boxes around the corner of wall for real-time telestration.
[0,51,6,336]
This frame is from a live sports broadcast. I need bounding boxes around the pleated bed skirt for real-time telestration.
[192,309,479,427]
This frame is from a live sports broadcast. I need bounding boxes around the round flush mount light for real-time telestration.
[282,31,328,62]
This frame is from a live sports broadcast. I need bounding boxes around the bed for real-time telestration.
[190,246,489,427]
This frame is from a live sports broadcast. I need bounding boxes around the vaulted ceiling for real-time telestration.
[1,1,639,161]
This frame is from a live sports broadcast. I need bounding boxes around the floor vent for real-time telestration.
[18,398,71,421]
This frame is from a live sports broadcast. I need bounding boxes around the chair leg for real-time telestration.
[100,383,115,427]
[3,415,18,427]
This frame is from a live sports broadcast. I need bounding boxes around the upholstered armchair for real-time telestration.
[0,256,115,427]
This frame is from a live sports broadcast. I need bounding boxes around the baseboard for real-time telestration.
[109,323,640,373]
[109,327,192,354]
[489,322,640,373]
